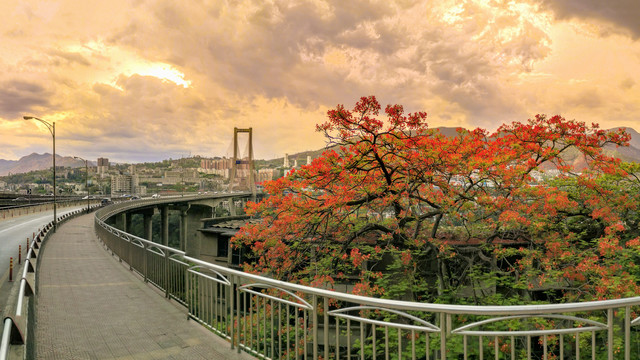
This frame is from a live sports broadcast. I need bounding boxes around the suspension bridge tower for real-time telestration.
[229,127,257,197]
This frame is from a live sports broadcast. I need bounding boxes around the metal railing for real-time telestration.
[0,199,99,221]
[0,205,99,360]
[95,192,255,221]
[93,203,640,360]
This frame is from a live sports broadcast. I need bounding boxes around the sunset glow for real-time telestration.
[0,0,638,163]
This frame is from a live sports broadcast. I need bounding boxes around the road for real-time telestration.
[0,206,85,284]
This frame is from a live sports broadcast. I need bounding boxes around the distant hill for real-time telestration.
[268,126,640,168]
[2,127,639,176]
[613,127,640,149]
[0,153,89,176]
[604,127,640,163]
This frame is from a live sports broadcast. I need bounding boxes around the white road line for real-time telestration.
[0,215,53,235]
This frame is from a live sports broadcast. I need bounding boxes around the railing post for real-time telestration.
[440,312,447,360]
[230,274,236,350]
[185,266,190,317]
[313,295,318,360]
[323,298,329,360]
[608,308,613,360]
[143,243,148,283]
[625,306,630,360]
[236,274,241,354]
[164,250,170,298]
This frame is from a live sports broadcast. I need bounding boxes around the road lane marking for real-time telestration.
[0,209,82,235]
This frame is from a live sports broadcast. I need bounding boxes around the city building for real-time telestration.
[111,174,146,196]
[257,168,278,183]
[199,158,232,177]
[97,157,109,178]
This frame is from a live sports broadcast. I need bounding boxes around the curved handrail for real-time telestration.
[95,212,640,315]
[94,192,254,222]
[0,205,100,360]
[93,199,640,359]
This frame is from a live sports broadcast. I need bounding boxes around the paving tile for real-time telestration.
[35,214,254,359]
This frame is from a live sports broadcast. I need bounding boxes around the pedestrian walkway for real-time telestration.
[35,213,253,359]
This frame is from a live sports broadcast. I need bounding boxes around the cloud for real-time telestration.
[537,0,640,38]
[48,49,91,66]
[0,0,558,159]
[564,88,603,109]
[620,77,636,90]
[151,0,551,128]
[0,0,639,163]
[0,80,51,118]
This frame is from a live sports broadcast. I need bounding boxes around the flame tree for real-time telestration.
[233,96,638,304]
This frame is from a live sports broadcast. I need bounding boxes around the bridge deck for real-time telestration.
[35,213,252,359]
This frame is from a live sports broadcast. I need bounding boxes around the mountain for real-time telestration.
[613,127,640,149]
[0,159,14,176]
[0,153,88,176]
[269,126,640,167]
[603,127,640,163]
[432,126,640,168]
[2,127,639,176]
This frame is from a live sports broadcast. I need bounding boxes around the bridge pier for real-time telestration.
[160,206,169,247]
[175,205,190,252]
[113,212,128,232]
[142,209,154,242]
[183,207,209,258]
[125,213,132,234]
[102,194,259,256]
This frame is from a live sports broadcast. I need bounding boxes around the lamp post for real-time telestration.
[23,116,56,230]
[74,156,90,213]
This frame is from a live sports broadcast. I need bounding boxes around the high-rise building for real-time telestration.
[111,174,142,196]
[97,157,109,178]
[284,154,290,168]
[257,168,279,183]
[199,158,232,177]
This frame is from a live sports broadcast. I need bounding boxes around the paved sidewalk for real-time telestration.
[35,213,252,359]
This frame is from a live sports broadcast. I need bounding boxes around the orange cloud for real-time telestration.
[0,0,638,162]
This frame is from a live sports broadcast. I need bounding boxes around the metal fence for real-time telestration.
[0,199,98,221]
[0,206,96,360]
[92,203,640,360]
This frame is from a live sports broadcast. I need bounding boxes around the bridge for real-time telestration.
[2,193,640,359]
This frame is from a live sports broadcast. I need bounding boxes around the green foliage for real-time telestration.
[1,169,52,184]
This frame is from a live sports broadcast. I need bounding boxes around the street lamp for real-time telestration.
[23,116,57,230]
[74,156,90,213]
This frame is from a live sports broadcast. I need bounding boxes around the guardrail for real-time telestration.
[92,203,640,360]
[0,205,100,360]
[0,199,99,221]
[95,192,255,221]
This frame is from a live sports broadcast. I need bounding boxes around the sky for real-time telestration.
[0,0,639,164]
